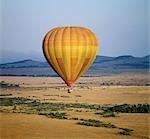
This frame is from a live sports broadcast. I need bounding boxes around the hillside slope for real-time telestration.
[0,55,149,76]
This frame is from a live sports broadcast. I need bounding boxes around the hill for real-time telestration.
[0,55,149,76]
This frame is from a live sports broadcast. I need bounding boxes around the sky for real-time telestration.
[0,0,149,63]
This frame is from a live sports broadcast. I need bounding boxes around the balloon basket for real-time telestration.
[67,87,73,93]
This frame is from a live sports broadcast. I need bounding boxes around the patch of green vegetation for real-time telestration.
[29,102,66,112]
[39,112,68,119]
[0,93,12,96]
[119,130,130,135]
[1,97,150,113]
[75,95,82,97]
[30,102,101,112]
[0,97,32,106]
[106,104,150,113]
[75,109,82,112]
[60,95,70,98]
[43,98,57,101]
[77,119,117,128]
[0,97,142,137]
[70,117,79,120]
[95,111,117,117]
[43,94,59,97]
[66,103,101,110]
[118,128,133,135]
[0,81,20,88]
[77,118,134,136]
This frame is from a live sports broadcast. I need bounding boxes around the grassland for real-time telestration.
[0,75,150,139]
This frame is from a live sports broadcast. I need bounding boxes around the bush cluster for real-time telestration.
[39,112,68,119]
[77,119,117,128]
[0,81,19,88]
[118,128,133,135]
[106,104,150,113]
[95,111,117,117]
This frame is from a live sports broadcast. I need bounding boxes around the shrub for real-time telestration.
[60,95,70,98]
[70,117,79,120]
[95,111,117,117]
[0,97,32,106]
[0,81,20,88]
[119,130,130,135]
[39,112,68,120]
[75,95,82,97]
[105,104,150,113]
[0,93,12,96]
[77,119,117,128]
[118,128,133,136]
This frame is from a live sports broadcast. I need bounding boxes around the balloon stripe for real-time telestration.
[73,28,80,80]
[58,28,68,80]
[70,27,78,81]
[75,29,94,80]
[43,30,54,66]
[43,29,65,80]
[76,29,96,78]
[49,29,65,79]
[54,28,67,80]
[74,29,89,80]
[74,28,86,80]
[62,27,71,81]
[72,28,79,81]
[86,29,98,67]
[70,27,74,81]
[61,27,68,81]
[46,29,58,68]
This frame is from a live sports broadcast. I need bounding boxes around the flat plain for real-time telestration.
[0,74,150,139]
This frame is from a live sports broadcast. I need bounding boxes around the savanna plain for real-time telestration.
[0,73,150,139]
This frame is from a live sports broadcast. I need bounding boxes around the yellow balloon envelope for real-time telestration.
[43,26,98,86]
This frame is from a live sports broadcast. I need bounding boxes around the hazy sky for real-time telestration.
[0,0,149,63]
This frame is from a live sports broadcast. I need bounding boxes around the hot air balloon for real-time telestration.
[43,26,98,93]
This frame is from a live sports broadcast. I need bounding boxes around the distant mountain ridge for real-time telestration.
[0,59,48,68]
[0,55,149,76]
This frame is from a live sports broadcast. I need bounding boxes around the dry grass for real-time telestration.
[0,76,150,139]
